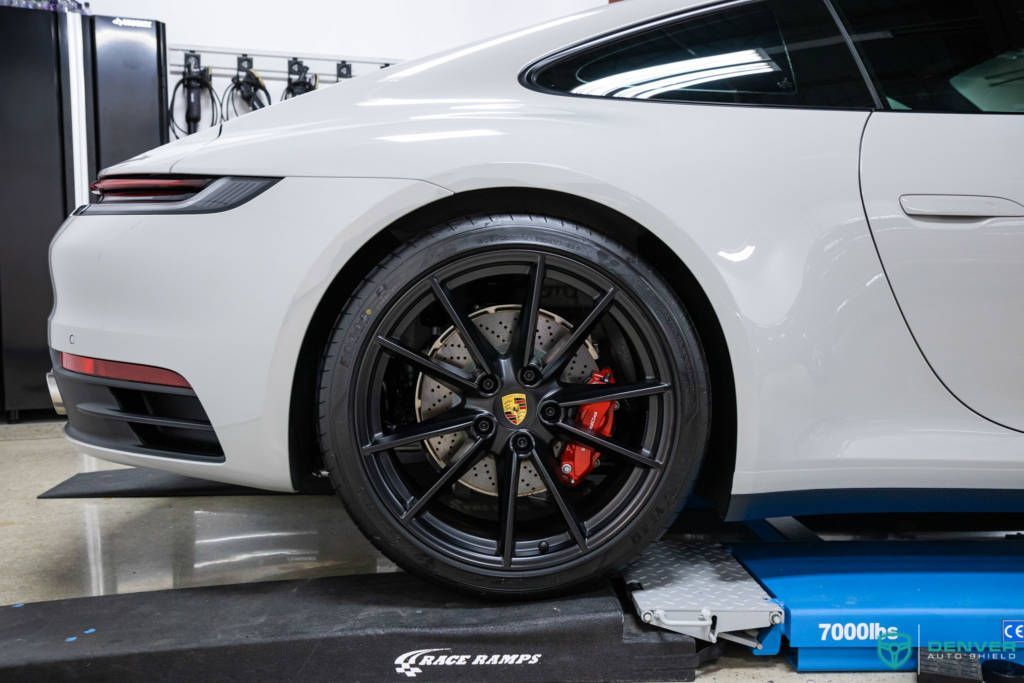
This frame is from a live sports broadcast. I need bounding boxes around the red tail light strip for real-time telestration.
[91,177,211,193]
[61,352,192,389]
[89,177,214,201]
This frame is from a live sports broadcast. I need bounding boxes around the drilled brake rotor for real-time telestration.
[415,305,598,497]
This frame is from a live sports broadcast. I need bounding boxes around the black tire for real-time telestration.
[317,214,710,598]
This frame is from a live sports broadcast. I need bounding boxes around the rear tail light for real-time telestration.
[90,176,214,203]
[61,352,192,389]
[78,175,279,215]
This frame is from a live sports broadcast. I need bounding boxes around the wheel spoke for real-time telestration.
[402,437,488,520]
[553,421,661,469]
[495,448,520,567]
[530,449,587,551]
[376,336,476,393]
[553,380,670,407]
[363,408,481,454]
[430,277,499,372]
[509,254,546,367]
[540,288,616,382]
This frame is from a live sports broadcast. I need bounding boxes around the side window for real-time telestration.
[834,0,1024,113]
[528,0,875,109]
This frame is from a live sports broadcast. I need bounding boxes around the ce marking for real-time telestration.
[1002,620,1024,642]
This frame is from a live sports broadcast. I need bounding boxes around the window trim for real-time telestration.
[518,0,880,112]
[820,0,884,109]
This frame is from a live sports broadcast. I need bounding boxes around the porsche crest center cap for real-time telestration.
[501,393,528,426]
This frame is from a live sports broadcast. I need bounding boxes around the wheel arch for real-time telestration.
[288,187,738,512]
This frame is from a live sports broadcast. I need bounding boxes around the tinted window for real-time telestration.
[530,0,874,109]
[834,0,1024,113]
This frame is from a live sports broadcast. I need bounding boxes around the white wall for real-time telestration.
[85,0,606,61]
[84,0,606,137]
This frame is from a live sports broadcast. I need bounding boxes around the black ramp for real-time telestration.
[0,573,715,682]
[38,467,332,498]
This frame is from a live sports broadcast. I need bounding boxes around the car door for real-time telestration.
[841,0,1024,431]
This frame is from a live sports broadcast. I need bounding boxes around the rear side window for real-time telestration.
[834,0,1024,113]
[527,0,875,109]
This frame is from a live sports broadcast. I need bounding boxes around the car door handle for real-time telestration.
[899,194,1024,219]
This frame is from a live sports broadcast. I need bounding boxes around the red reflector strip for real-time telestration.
[61,352,192,389]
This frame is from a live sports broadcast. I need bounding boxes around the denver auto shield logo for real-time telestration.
[877,631,913,670]
[394,648,542,678]
[502,393,528,426]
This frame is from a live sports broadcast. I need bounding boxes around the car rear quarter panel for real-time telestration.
[171,73,1024,496]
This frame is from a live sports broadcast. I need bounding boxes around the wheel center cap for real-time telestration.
[500,392,529,426]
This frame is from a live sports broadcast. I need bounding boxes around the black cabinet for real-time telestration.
[0,7,71,417]
[0,7,167,417]
[89,15,169,173]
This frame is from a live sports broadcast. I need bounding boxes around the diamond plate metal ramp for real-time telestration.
[624,540,784,649]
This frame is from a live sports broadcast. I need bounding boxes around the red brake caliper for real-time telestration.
[558,368,615,486]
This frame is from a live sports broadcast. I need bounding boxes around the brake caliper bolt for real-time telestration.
[560,463,572,475]
[520,365,541,385]
[474,417,494,435]
[479,376,498,393]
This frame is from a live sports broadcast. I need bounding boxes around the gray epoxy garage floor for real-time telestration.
[0,421,909,682]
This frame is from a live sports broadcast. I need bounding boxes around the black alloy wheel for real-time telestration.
[318,214,710,597]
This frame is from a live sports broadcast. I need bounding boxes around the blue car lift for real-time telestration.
[625,521,1024,675]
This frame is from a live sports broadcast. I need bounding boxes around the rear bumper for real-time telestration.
[48,176,451,491]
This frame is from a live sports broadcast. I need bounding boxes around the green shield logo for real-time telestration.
[877,631,913,670]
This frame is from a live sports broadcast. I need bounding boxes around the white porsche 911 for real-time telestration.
[48,0,1024,596]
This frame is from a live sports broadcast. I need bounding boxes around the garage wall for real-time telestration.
[84,0,607,61]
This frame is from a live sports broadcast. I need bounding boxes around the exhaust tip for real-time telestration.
[46,371,66,416]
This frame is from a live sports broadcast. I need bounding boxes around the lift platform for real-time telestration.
[624,530,1024,677]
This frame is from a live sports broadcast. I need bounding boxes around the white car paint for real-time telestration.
[51,0,1024,503]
